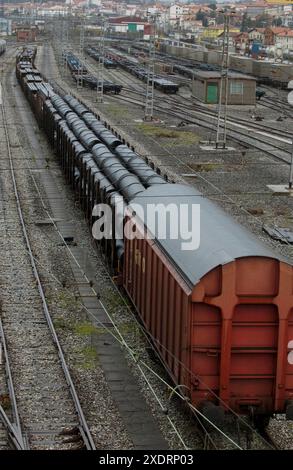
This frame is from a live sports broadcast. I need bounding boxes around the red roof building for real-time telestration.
[264,27,290,45]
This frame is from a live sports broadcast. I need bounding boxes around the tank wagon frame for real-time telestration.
[63,51,122,95]
[86,46,118,69]
[91,47,180,95]
[158,42,293,90]
[15,47,293,423]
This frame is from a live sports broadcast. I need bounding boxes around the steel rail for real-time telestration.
[0,100,96,451]
[0,321,25,449]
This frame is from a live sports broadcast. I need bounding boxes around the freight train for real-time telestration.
[16,47,293,424]
[86,46,118,69]
[158,42,293,89]
[64,51,88,75]
[94,47,180,95]
[63,51,122,95]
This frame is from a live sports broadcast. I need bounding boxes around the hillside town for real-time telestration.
[1,1,293,52]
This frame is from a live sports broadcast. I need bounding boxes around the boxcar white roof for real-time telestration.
[130,184,287,287]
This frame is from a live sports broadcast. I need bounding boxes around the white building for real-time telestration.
[169,4,183,21]
[276,31,293,50]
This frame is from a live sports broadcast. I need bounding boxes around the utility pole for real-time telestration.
[30,0,34,27]
[55,16,63,69]
[289,144,293,190]
[215,10,234,149]
[61,16,69,78]
[63,1,72,75]
[96,15,105,103]
[77,13,86,89]
[67,0,72,45]
[0,0,4,20]
[287,81,293,189]
[144,15,157,121]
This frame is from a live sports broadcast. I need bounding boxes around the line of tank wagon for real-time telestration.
[16,46,293,424]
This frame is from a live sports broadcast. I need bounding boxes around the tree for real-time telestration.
[196,10,205,21]
[272,17,283,27]
[209,2,217,11]
[240,13,253,32]
[216,13,225,25]
[255,14,271,28]
[202,17,209,27]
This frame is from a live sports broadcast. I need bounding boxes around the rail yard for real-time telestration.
[0,18,293,459]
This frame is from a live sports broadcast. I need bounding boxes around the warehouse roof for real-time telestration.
[130,184,287,288]
[193,71,256,80]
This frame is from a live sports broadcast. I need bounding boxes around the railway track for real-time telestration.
[80,46,293,147]
[260,97,293,116]
[0,72,96,450]
[48,44,290,449]
[110,92,293,166]
[77,52,293,158]
[34,41,292,447]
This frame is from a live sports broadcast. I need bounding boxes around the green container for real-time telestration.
[207,83,218,104]
[128,23,137,32]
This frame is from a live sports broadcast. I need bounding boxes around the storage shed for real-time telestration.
[16,26,37,42]
[192,71,256,105]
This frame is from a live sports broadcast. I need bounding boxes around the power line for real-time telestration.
[144,14,156,121]
[96,15,106,103]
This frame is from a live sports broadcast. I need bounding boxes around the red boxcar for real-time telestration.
[123,184,293,417]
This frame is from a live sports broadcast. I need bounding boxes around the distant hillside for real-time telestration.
[5,0,66,4]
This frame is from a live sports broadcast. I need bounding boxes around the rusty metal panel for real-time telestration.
[150,250,158,338]
[136,237,143,312]
[190,258,293,415]
[156,261,163,341]
[123,219,191,388]
[145,243,152,327]
[161,267,169,358]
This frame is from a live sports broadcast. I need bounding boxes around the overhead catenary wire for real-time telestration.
[13,43,293,254]
[4,75,190,451]
[9,107,272,452]
[14,43,293,254]
[26,68,293,250]
[10,43,282,448]
[4,71,290,450]
[8,73,244,451]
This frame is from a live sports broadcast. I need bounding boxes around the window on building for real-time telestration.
[230,81,243,95]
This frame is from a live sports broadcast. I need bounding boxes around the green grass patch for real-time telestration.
[76,346,99,370]
[74,321,104,336]
[0,394,11,410]
[55,290,78,309]
[119,322,140,336]
[104,287,128,310]
[53,316,72,330]
[187,162,218,172]
[138,123,199,145]
[107,103,128,118]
